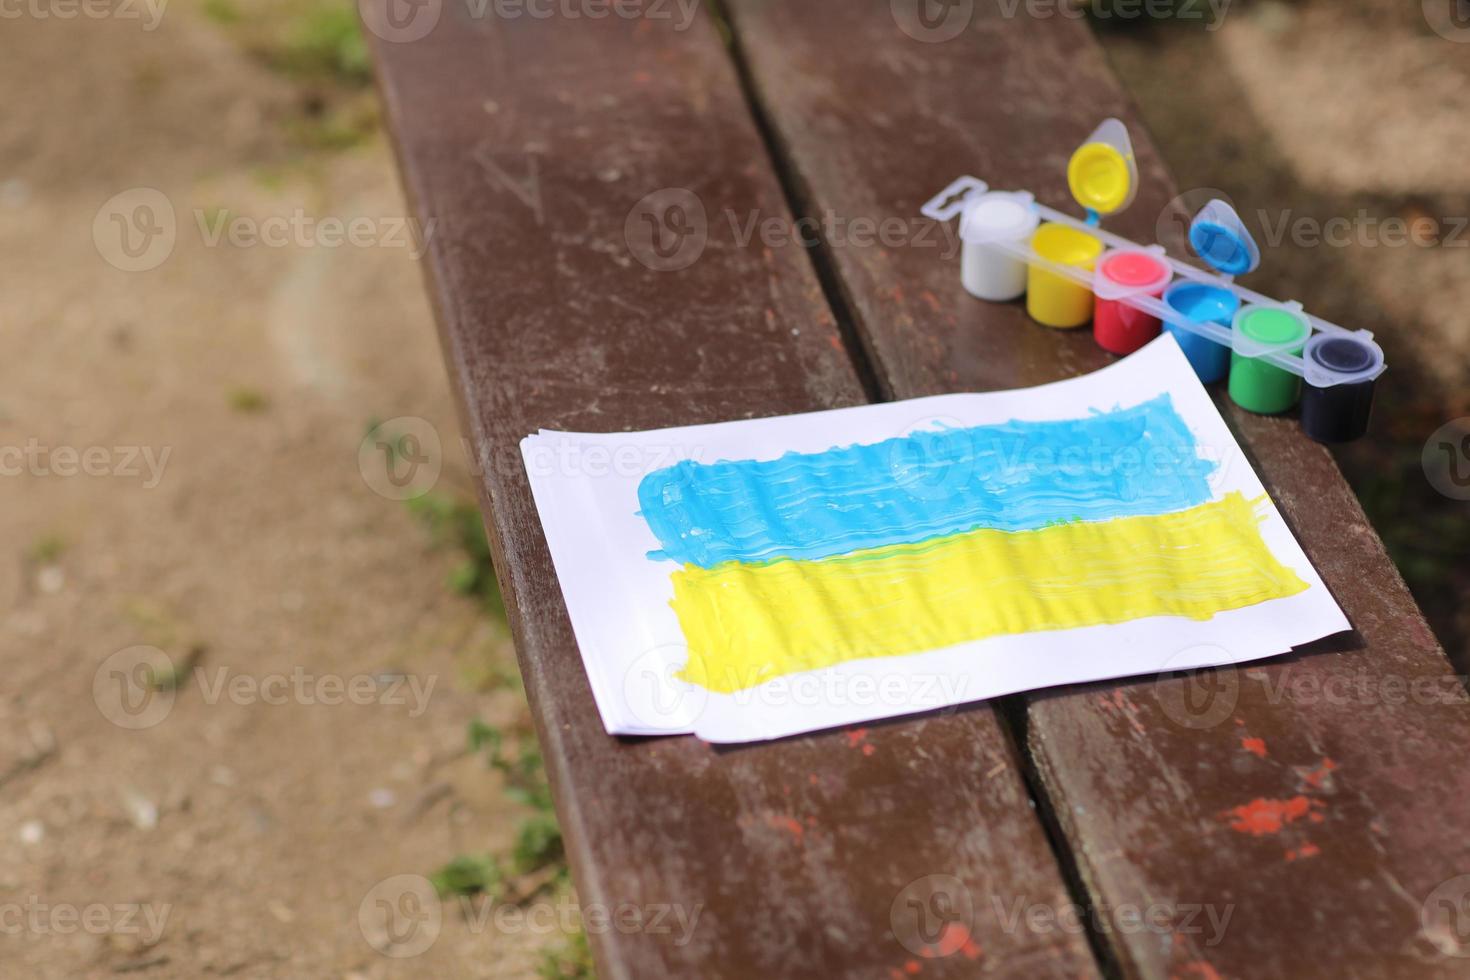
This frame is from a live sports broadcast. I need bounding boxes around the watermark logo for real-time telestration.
[1422,874,1470,957]
[93,188,176,273]
[622,644,710,733]
[93,646,177,730]
[1423,418,1470,501]
[1153,645,1240,730]
[887,415,974,504]
[359,875,442,958]
[359,0,441,42]
[1425,0,1470,42]
[359,416,443,501]
[891,0,974,42]
[625,188,708,272]
[1155,187,1235,255]
[891,874,975,958]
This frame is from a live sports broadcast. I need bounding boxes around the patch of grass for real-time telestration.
[227,386,270,413]
[427,722,566,900]
[431,721,568,900]
[471,721,553,812]
[121,597,187,651]
[147,644,206,691]
[26,534,66,565]
[512,812,564,875]
[273,2,371,87]
[429,853,502,898]
[201,0,241,24]
[284,98,379,151]
[406,493,506,621]
[537,930,595,980]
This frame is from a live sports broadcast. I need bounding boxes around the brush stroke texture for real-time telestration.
[639,395,1215,568]
[669,493,1305,693]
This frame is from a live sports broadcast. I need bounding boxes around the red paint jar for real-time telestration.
[1093,250,1173,355]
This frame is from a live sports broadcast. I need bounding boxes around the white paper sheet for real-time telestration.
[521,335,1350,743]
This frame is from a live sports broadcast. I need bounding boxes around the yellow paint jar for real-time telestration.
[1027,223,1103,329]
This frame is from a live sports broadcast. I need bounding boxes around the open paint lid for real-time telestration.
[1302,332,1386,388]
[1189,200,1260,276]
[1067,119,1139,216]
[959,190,1040,244]
[1094,246,1173,300]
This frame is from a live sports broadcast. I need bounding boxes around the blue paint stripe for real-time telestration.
[637,394,1216,568]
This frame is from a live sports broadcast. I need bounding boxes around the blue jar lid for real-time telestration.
[1188,200,1261,276]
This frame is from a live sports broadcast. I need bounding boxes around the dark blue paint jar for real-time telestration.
[1300,333,1385,443]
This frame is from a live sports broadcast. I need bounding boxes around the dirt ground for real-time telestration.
[1,3,565,978]
[2,1,1466,979]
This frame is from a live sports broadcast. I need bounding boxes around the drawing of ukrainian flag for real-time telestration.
[636,395,1306,694]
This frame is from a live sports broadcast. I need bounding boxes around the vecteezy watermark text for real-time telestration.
[360,0,699,45]
[625,191,964,271]
[93,646,438,730]
[0,899,171,944]
[462,0,698,27]
[992,895,1234,946]
[0,440,170,488]
[0,0,167,30]
[358,874,703,958]
[892,0,1230,44]
[93,188,436,273]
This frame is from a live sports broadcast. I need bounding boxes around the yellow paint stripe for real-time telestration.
[670,493,1306,693]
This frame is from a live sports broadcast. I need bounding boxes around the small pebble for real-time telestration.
[19,820,44,845]
[120,788,159,831]
[368,788,396,810]
[37,566,65,594]
[0,179,29,209]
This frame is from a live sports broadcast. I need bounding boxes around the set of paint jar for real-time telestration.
[921,120,1387,443]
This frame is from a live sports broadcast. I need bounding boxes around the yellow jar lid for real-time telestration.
[1068,142,1133,214]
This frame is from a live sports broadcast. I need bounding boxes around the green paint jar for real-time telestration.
[1229,306,1310,414]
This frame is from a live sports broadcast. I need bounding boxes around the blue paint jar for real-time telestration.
[1162,282,1239,383]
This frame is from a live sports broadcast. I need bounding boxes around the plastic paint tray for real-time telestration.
[920,174,1388,395]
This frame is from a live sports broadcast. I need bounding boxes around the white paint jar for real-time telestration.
[959,191,1040,302]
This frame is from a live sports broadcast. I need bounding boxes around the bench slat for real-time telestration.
[367,7,1100,977]
[722,2,1470,976]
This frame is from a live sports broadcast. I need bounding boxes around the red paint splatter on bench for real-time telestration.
[765,814,805,840]
[1172,960,1224,980]
[914,921,982,961]
[845,728,877,755]
[1223,796,1324,836]
[1285,842,1321,862]
[1298,757,1338,789]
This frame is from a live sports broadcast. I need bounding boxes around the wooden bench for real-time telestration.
[365,3,1470,976]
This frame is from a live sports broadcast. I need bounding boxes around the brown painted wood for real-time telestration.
[365,5,1101,977]
[722,1,1470,977]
